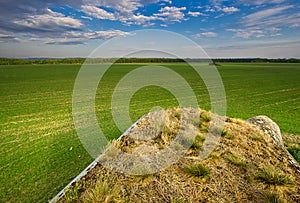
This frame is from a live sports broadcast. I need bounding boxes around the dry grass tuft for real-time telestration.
[250,133,264,141]
[226,154,247,168]
[265,191,284,203]
[200,111,211,122]
[184,163,210,178]
[190,133,205,150]
[256,165,294,186]
[82,176,122,203]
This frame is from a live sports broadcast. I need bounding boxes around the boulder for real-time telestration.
[247,115,300,173]
[246,115,283,146]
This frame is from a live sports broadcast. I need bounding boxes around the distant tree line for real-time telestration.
[211,58,300,63]
[0,57,299,65]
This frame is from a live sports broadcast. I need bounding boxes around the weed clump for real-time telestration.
[200,112,211,122]
[190,133,206,150]
[184,164,210,178]
[265,191,284,203]
[250,133,264,141]
[174,112,181,119]
[82,176,122,203]
[287,147,300,163]
[64,179,85,202]
[226,154,247,168]
[256,165,293,186]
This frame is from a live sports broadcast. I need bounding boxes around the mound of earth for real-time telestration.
[59,108,300,203]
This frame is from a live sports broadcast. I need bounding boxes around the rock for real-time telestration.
[247,115,300,173]
[246,115,283,146]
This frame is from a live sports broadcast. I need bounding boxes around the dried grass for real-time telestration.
[59,108,300,203]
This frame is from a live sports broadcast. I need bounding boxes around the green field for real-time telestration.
[1,63,300,202]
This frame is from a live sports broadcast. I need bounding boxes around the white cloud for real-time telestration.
[45,39,86,45]
[227,29,265,38]
[81,5,116,20]
[81,4,187,25]
[188,11,207,17]
[142,22,156,28]
[244,5,292,23]
[227,26,283,39]
[13,9,83,32]
[127,14,160,24]
[215,13,224,19]
[204,6,216,12]
[209,0,240,13]
[81,16,93,20]
[0,34,26,43]
[268,27,281,36]
[194,31,218,39]
[155,6,187,22]
[162,0,172,4]
[84,0,140,14]
[243,6,299,28]
[188,11,201,17]
[290,23,300,28]
[43,29,131,45]
[65,30,131,40]
[206,39,300,58]
[269,27,281,32]
[221,6,240,13]
[238,0,285,5]
[86,30,131,39]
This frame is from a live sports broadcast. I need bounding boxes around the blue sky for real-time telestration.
[0,0,299,58]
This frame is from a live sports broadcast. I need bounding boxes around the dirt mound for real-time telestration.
[59,108,300,203]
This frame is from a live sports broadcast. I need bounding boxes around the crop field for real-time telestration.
[1,63,300,202]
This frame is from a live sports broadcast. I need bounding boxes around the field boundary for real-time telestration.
[49,115,146,203]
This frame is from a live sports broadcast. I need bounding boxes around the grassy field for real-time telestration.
[0,63,299,202]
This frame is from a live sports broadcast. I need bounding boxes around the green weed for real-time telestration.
[174,112,181,119]
[256,166,293,186]
[226,154,247,168]
[265,191,284,203]
[184,164,210,178]
[64,179,85,202]
[200,112,211,122]
[83,176,122,203]
[190,134,206,150]
[250,133,264,141]
[287,147,300,163]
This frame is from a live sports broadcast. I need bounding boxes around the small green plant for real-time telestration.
[171,200,189,203]
[211,126,228,137]
[174,112,181,119]
[189,118,201,127]
[265,191,284,203]
[221,129,227,137]
[287,147,300,163]
[226,154,247,168]
[200,112,211,122]
[219,129,235,139]
[162,127,173,135]
[250,133,263,141]
[184,164,210,178]
[83,176,122,203]
[256,165,294,186]
[191,133,205,149]
[64,179,85,202]
[209,152,220,159]
[201,126,209,132]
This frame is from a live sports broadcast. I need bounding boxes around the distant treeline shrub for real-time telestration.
[0,57,299,65]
